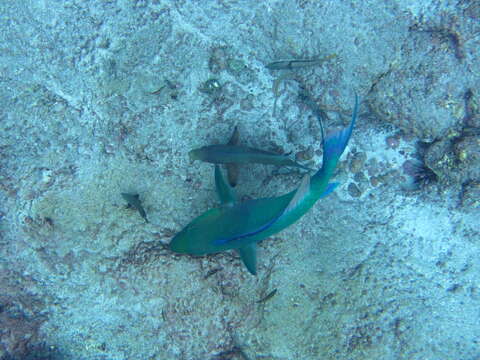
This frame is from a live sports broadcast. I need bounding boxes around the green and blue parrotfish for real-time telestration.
[121,193,148,223]
[170,94,358,275]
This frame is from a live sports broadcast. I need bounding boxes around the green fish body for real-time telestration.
[171,95,358,274]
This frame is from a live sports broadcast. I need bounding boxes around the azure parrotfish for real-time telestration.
[170,94,359,275]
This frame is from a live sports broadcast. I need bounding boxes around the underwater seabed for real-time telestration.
[1,0,479,359]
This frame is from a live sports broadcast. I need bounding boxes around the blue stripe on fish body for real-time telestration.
[214,215,280,245]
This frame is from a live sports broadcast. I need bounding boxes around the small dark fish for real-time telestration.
[43,217,54,227]
[266,54,336,71]
[189,144,313,171]
[149,79,177,95]
[204,267,222,279]
[257,288,278,303]
[121,193,148,223]
[149,86,165,95]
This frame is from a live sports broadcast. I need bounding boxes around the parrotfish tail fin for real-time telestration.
[215,165,237,205]
[317,93,358,177]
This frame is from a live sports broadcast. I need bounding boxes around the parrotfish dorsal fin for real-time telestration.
[228,125,240,145]
[238,243,257,275]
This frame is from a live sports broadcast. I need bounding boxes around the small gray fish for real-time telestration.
[257,288,278,303]
[121,193,148,223]
[266,54,337,71]
[189,144,314,171]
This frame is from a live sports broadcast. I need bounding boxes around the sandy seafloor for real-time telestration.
[1,1,479,359]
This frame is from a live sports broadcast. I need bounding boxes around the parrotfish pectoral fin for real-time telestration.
[238,243,257,275]
[226,163,239,187]
[215,165,237,205]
